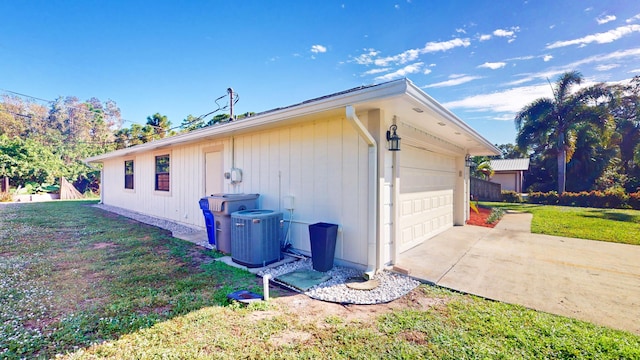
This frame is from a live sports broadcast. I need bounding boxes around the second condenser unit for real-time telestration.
[230,209,283,267]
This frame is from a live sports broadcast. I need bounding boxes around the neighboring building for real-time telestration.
[490,158,530,193]
[86,79,499,273]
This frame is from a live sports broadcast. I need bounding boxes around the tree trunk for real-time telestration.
[1,177,8,193]
[557,132,566,194]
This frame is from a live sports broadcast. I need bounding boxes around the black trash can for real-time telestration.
[309,222,338,272]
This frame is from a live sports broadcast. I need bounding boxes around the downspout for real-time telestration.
[345,106,379,278]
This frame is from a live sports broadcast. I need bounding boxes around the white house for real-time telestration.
[489,158,530,193]
[86,79,499,274]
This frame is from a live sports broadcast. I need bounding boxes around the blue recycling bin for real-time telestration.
[199,198,216,246]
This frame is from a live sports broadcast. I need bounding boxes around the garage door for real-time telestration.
[398,146,456,253]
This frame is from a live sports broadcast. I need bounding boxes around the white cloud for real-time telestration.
[375,49,420,66]
[443,83,553,113]
[546,24,640,48]
[543,55,553,62]
[352,49,380,65]
[311,45,327,53]
[479,34,492,41]
[374,62,424,81]
[445,78,639,118]
[423,75,481,88]
[626,13,640,23]
[369,38,470,67]
[456,28,466,34]
[490,27,519,42]
[423,38,471,53]
[478,62,506,70]
[595,64,620,71]
[505,48,640,86]
[494,29,514,37]
[568,47,640,67]
[423,69,432,75]
[631,69,640,73]
[506,55,535,61]
[362,68,391,75]
[596,15,616,25]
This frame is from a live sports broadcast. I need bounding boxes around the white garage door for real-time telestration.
[398,146,456,253]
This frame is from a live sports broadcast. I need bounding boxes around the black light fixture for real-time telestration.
[465,154,475,168]
[386,124,401,151]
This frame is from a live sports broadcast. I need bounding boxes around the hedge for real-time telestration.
[504,190,640,210]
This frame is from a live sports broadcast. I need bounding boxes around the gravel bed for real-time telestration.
[259,258,421,305]
[93,204,201,235]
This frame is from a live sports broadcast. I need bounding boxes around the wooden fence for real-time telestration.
[470,177,501,201]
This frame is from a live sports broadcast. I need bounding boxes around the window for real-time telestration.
[155,155,170,191]
[124,160,134,189]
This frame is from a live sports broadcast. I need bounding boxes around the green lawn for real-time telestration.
[481,202,640,245]
[1,201,639,359]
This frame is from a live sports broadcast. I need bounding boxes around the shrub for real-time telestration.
[501,190,522,203]
[602,187,629,209]
[531,189,636,209]
[0,192,12,202]
[486,208,505,224]
[628,192,640,210]
[528,191,559,205]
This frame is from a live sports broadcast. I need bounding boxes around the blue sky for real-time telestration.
[1,1,640,145]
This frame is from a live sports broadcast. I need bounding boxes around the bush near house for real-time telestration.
[501,190,522,203]
[528,191,560,205]
[504,190,640,210]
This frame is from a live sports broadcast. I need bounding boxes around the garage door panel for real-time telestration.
[399,146,456,253]
[399,190,453,252]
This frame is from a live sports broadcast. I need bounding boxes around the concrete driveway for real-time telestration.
[397,212,640,335]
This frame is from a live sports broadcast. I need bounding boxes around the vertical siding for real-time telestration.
[100,116,370,268]
[231,117,369,268]
[101,139,227,228]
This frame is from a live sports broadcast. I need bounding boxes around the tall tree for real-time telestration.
[146,113,173,139]
[607,76,640,191]
[515,71,608,193]
[179,114,205,133]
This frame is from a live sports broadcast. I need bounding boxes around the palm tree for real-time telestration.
[470,156,494,180]
[515,71,607,193]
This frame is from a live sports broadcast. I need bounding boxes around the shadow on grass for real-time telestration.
[581,209,638,223]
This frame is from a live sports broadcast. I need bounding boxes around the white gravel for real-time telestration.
[259,258,421,305]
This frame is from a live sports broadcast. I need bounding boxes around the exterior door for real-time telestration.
[205,151,223,195]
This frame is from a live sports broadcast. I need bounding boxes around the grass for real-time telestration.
[481,202,640,245]
[1,200,639,359]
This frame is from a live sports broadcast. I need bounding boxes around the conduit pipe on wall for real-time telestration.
[345,105,379,277]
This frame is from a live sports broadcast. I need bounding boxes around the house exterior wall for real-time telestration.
[101,139,228,228]
[100,114,372,269]
[492,172,517,192]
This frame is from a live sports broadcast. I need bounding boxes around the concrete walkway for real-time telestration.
[397,211,640,335]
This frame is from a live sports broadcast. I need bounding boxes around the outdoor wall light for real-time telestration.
[465,154,475,168]
[386,124,401,151]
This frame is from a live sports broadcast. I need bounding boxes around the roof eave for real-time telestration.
[86,79,410,163]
